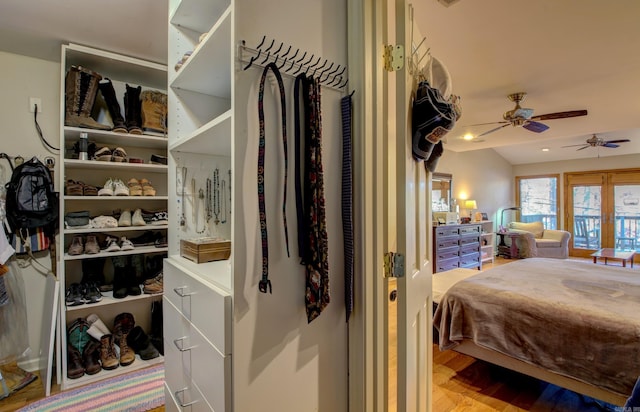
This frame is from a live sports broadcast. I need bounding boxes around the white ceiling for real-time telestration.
[1,0,639,165]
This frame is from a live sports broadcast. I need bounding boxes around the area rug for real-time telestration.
[17,364,164,412]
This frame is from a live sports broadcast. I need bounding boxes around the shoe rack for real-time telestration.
[165,0,233,410]
[58,44,167,390]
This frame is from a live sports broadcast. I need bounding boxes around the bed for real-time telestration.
[433,258,640,406]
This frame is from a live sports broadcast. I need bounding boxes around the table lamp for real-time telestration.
[465,200,477,220]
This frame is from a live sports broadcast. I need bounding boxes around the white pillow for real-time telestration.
[509,221,544,238]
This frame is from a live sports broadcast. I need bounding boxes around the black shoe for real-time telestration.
[65,283,84,306]
[150,154,167,165]
[83,282,103,304]
[127,326,160,360]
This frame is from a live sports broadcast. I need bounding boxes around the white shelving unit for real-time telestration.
[165,0,233,410]
[58,43,168,390]
[478,220,496,266]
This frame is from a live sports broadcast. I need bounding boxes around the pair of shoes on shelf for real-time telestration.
[103,236,135,252]
[150,154,167,165]
[143,271,163,294]
[94,146,127,162]
[98,178,129,196]
[67,318,103,378]
[65,180,98,196]
[127,178,156,196]
[130,230,164,247]
[65,282,103,306]
[68,235,100,256]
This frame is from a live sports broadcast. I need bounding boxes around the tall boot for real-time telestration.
[111,256,128,299]
[65,66,111,130]
[124,84,143,135]
[141,90,168,135]
[98,78,127,133]
[149,300,163,355]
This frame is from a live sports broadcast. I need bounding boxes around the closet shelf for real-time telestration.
[64,225,168,235]
[64,196,169,201]
[65,290,162,312]
[64,246,169,261]
[64,159,168,173]
[169,110,232,155]
[170,6,232,97]
[62,354,164,390]
[170,0,230,33]
[64,127,168,149]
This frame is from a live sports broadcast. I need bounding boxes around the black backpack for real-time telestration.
[5,156,59,234]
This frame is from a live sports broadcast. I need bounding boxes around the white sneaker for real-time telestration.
[118,210,132,227]
[120,237,135,251]
[113,179,129,196]
[104,236,121,252]
[132,209,146,226]
[98,178,114,196]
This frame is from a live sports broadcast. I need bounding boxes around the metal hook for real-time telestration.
[264,39,275,52]
[313,59,328,77]
[329,67,346,85]
[280,45,292,59]
[273,42,283,56]
[243,49,261,70]
[294,53,313,75]
[296,51,308,64]
[256,35,266,49]
[287,49,299,72]
[260,51,271,64]
[319,62,334,82]
[338,78,349,89]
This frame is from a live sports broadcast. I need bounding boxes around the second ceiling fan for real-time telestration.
[471,92,588,138]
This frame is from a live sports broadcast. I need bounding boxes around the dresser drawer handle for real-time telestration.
[174,388,198,407]
[173,286,193,297]
[173,336,196,352]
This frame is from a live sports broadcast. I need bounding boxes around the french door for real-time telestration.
[566,170,640,258]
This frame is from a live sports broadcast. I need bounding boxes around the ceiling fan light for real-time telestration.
[541,147,550,152]
[463,133,474,141]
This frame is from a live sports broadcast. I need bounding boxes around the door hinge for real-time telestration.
[383,44,404,72]
[384,252,405,278]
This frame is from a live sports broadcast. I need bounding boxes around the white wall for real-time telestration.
[0,50,61,370]
[514,154,639,228]
[232,1,348,411]
[436,148,514,230]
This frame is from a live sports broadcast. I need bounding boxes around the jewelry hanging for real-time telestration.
[180,167,187,227]
[206,178,213,222]
[221,179,228,224]
[195,186,206,234]
[213,168,221,225]
[228,169,232,216]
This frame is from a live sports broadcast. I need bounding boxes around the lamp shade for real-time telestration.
[464,200,477,209]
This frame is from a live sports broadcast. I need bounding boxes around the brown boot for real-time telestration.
[140,90,167,135]
[118,334,136,366]
[113,312,136,366]
[64,66,111,130]
[99,334,120,370]
[82,339,102,375]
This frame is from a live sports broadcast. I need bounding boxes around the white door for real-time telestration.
[387,2,432,412]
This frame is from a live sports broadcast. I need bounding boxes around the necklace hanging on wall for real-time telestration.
[221,179,228,224]
[213,168,221,225]
[195,187,206,234]
[228,169,232,217]
[180,167,187,227]
[206,178,213,222]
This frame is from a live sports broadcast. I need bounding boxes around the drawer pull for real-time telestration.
[174,388,198,407]
[173,286,193,297]
[173,336,196,352]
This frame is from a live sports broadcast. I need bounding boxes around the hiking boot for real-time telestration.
[124,84,142,134]
[113,313,136,366]
[67,317,91,353]
[68,235,84,255]
[64,66,111,130]
[98,78,127,133]
[82,339,102,375]
[99,334,120,370]
[65,283,85,307]
[113,179,129,196]
[127,326,159,360]
[141,90,167,135]
[67,343,85,379]
[143,272,163,294]
[85,235,100,254]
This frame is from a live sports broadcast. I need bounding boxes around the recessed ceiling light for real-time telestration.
[541,147,550,152]
[463,133,474,141]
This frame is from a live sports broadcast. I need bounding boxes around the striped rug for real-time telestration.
[18,364,164,412]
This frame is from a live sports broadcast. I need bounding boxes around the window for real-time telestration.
[515,174,560,229]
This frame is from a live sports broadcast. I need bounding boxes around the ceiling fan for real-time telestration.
[470,92,588,138]
[562,134,631,151]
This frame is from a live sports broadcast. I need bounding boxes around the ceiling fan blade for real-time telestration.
[477,123,510,138]
[577,145,591,151]
[530,110,588,121]
[464,121,509,127]
[523,121,549,133]
[562,143,590,148]
[604,139,630,144]
[602,143,620,148]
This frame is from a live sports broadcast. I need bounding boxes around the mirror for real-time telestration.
[432,173,453,212]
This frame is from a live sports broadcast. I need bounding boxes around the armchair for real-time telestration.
[507,221,571,259]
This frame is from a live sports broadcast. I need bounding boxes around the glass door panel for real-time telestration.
[613,184,640,251]
[572,185,601,250]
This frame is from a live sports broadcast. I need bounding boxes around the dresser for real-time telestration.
[432,224,482,273]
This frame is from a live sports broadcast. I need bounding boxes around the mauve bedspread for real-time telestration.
[433,258,640,397]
